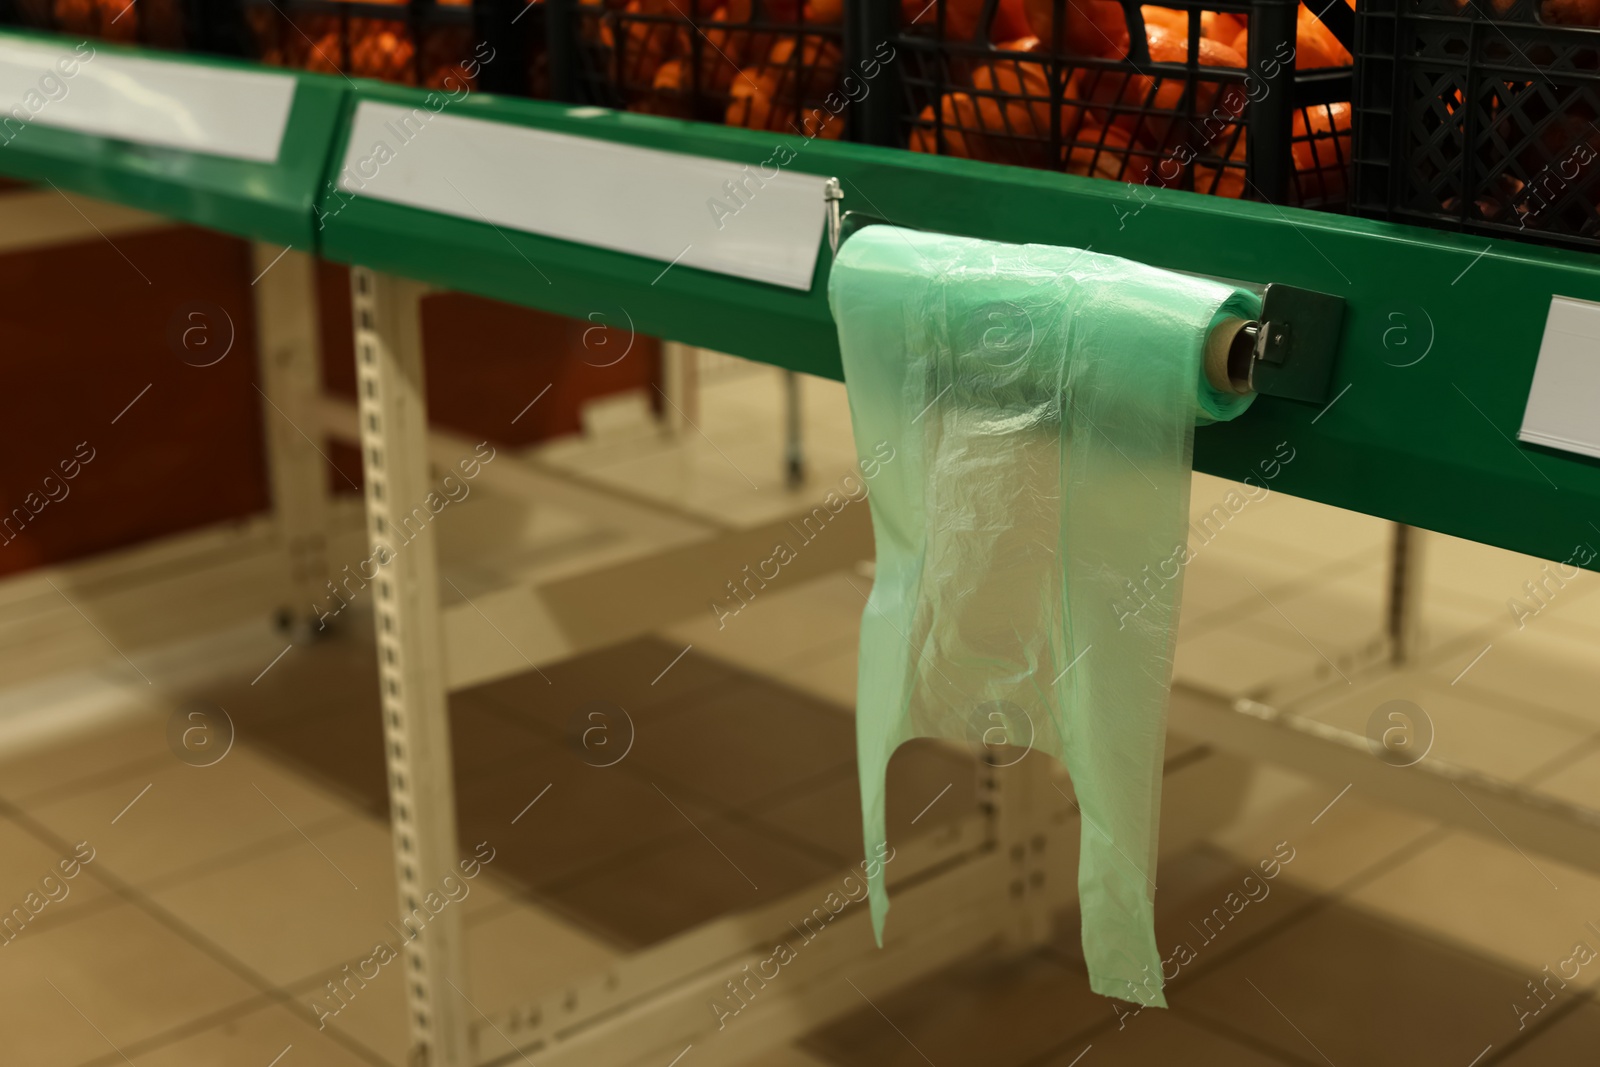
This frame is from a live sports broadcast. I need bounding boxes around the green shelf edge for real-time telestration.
[0,29,348,249]
[0,30,1591,575]
[325,84,1600,572]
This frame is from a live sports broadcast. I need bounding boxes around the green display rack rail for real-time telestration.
[0,30,347,248]
[321,82,1600,573]
[0,28,1588,571]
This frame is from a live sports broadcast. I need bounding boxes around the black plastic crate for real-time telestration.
[563,0,854,140]
[0,0,204,48]
[231,0,534,95]
[858,0,1356,206]
[1353,0,1600,249]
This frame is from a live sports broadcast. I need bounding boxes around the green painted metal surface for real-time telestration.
[322,83,1600,570]
[0,30,347,248]
[0,28,1588,571]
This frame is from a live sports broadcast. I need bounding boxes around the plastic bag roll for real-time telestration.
[828,225,1261,1008]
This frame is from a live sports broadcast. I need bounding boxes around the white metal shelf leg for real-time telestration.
[659,341,698,438]
[253,243,330,635]
[986,753,1058,951]
[350,266,469,1067]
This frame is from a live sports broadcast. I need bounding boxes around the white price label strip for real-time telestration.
[1521,295,1600,461]
[339,101,831,291]
[0,37,296,163]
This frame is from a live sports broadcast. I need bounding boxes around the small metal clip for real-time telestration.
[824,178,844,257]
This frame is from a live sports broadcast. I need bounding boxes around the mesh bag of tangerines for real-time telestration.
[893,0,1355,206]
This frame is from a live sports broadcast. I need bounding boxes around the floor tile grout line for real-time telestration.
[70,989,285,1067]
[1035,825,1447,1022]
[135,811,360,898]
[529,763,862,900]
[1030,822,1528,1067]
[1178,546,1391,642]
[7,748,175,811]
[1163,1006,1329,1067]
[0,796,393,1067]
[71,981,388,1067]
[1477,990,1597,1067]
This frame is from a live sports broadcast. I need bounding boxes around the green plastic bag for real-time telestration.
[828,225,1260,1007]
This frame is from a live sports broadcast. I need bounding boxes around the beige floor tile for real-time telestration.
[30,743,357,891]
[1346,832,1600,988]
[624,680,855,809]
[667,573,868,679]
[1297,674,1588,783]
[0,708,169,806]
[546,812,839,947]
[132,1001,378,1067]
[770,640,858,710]
[1189,475,1390,568]
[296,956,408,1067]
[1498,997,1600,1065]
[1171,624,1324,698]
[0,813,113,937]
[1436,626,1600,729]
[1537,579,1600,637]
[1175,542,1335,636]
[0,900,258,1067]
[803,950,1105,1067]
[1236,560,1390,657]
[1422,531,1576,607]
[1534,744,1600,811]
[1182,902,1532,1067]
[1204,765,1438,895]
[735,1046,842,1067]
[151,816,506,988]
[1050,1009,1293,1065]
[752,740,979,863]
[464,901,620,1018]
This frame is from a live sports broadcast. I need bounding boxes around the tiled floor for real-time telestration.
[4,357,1600,1065]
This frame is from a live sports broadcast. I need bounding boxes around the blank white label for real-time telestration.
[1520,295,1600,461]
[0,37,296,163]
[338,101,831,291]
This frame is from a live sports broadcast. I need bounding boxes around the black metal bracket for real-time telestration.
[1245,283,1345,403]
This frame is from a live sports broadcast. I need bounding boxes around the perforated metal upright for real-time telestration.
[350,266,470,1067]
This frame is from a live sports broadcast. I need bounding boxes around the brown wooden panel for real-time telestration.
[318,261,662,491]
[0,227,271,578]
